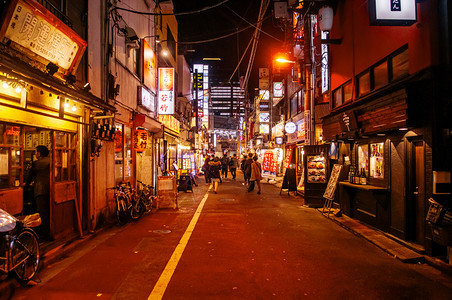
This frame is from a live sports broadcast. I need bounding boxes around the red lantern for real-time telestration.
[134,129,148,152]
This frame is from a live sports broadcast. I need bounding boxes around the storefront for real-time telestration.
[323,85,437,244]
[158,115,180,176]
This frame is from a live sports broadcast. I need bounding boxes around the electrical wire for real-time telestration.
[113,0,231,16]
[224,5,282,42]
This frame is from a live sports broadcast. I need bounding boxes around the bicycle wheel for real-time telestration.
[130,196,145,220]
[116,196,129,225]
[11,228,40,284]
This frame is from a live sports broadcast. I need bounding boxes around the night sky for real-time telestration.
[172,0,285,94]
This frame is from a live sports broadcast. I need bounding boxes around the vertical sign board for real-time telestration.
[142,39,157,94]
[158,68,175,115]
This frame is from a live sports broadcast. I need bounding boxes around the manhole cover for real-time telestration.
[153,229,172,234]
[219,198,235,202]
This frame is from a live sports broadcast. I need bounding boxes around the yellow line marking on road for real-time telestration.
[148,187,211,300]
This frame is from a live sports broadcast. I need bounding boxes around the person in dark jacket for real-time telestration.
[243,153,254,185]
[25,145,51,239]
[221,156,229,178]
[208,157,222,193]
[202,156,211,183]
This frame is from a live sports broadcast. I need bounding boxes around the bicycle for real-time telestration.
[110,182,144,225]
[0,209,40,284]
[137,180,156,214]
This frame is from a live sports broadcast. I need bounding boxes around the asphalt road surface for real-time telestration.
[6,176,452,299]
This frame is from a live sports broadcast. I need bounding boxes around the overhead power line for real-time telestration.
[113,0,231,16]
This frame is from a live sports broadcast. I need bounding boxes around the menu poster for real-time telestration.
[323,164,342,200]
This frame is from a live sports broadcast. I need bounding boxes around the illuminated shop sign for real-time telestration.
[158,68,175,115]
[142,39,157,93]
[138,86,154,113]
[285,122,296,134]
[259,124,270,134]
[0,0,87,74]
[273,82,283,98]
[133,129,148,152]
[259,90,270,100]
[259,113,270,123]
[275,137,284,145]
[369,0,417,26]
[321,31,329,94]
[158,115,180,133]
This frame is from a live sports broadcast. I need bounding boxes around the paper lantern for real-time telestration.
[318,6,334,32]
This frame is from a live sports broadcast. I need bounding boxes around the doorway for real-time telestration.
[407,139,425,244]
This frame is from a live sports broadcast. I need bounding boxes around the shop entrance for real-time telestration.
[407,138,425,244]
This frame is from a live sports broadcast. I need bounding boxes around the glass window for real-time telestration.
[358,72,371,96]
[374,61,388,90]
[333,88,342,108]
[392,49,409,80]
[370,142,384,179]
[114,123,124,184]
[5,125,20,146]
[344,82,353,103]
[357,144,369,176]
[0,147,9,189]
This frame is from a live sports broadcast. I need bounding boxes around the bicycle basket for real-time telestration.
[23,213,41,227]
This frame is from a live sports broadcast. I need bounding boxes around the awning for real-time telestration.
[135,113,162,133]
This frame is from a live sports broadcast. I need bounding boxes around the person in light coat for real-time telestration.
[248,155,262,194]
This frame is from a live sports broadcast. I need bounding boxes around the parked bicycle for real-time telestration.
[109,182,144,225]
[0,209,40,284]
[137,180,156,214]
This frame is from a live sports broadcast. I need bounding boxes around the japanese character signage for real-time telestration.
[133,129,148,152]
[158,67,175,115]
[0,0,87,74]
[369,0,416,26]
[262,150,277,173]
[158,115,180,134]
[138,86,155,113]
[142,39,157,93]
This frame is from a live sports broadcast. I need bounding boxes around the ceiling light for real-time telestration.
[71,104,77,112]
[377,133,386,136]
[2,82,9,89]
[65,101,70,108]
[399,127,408,131]
[14,86,21,93]
[203,57,221,61]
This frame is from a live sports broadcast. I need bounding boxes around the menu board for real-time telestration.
[307,155,326,183]
[323,164,342,200]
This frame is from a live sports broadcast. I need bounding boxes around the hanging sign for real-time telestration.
[285,122,296,134]
[133,129,148,152]
[158,67,175,115]
[0,0,87,74]
[369,0,417,26]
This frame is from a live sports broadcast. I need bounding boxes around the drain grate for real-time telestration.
[152,229,172,234]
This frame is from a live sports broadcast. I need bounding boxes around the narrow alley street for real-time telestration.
[5,177,452,300]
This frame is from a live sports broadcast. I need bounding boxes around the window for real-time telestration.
[358,71,371,96]
[357,144,369,176]
[369,142,384,179]
[391,48,409,80]
[0,124,22,189]
[54,131,76,182]
[333,88,342,108]
[343,81,353,103]
[374,61,388,90]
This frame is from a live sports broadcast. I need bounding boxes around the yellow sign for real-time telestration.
[158,115,180,133]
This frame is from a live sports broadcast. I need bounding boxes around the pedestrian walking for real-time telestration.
[243,153,254,185]
[248,155,262,194]
[221,156,229,178]
[229,154,238,180]
[208,157,222,193]
[202,156,211,184]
